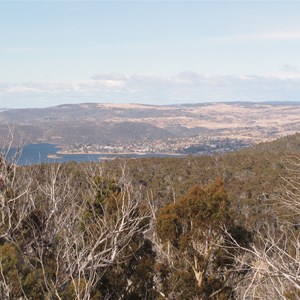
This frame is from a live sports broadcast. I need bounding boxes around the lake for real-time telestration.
[3,143,180,165]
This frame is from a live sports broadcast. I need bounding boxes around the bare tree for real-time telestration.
[227,155,300,300]
[17,162,151,299]
[0,132,36,299]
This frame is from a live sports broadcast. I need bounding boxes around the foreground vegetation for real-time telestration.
[1,133,300,299]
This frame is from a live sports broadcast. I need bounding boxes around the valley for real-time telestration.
[1,101,300,155]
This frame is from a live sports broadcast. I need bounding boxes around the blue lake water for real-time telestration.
[4,143,179,165]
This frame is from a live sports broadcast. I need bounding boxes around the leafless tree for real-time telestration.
[226,155,300,300]
[0,135,152,299]
[0,131,35,299]
[0,134,32,242]
[23,162,150,299]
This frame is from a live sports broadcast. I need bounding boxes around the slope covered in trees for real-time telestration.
[1,133,300,299]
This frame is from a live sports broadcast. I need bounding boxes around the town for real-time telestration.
[58,135,254,156]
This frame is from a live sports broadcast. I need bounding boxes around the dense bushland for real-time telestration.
[1,133,300,299]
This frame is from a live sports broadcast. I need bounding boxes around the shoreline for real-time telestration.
[56,150,182,156]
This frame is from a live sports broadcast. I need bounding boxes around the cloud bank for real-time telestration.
[1,72,300,108]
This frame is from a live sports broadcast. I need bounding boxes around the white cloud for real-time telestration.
[280,64,300,74]
[91,73,127,81]
[1,73,300,108]
[243,31,300,41]
[213,31,300,42]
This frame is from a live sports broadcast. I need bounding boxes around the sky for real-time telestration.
[1,0,300,108]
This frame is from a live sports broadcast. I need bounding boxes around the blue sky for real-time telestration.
[1,1,300,108]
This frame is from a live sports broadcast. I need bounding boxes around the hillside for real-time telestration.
[1,102,300,153]
[1,132,300,299]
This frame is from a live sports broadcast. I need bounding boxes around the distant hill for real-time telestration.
[1,102,300,147]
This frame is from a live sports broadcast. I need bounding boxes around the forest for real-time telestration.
[1,133,300,299]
